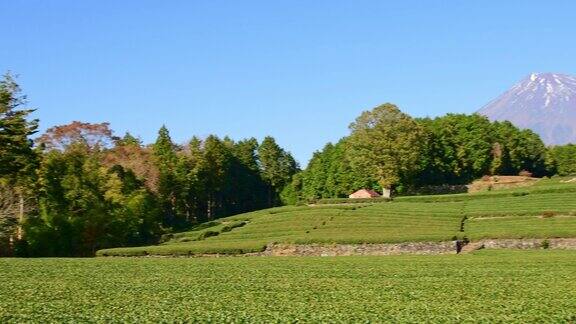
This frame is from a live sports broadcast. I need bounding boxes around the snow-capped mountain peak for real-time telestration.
[478,73,576,145]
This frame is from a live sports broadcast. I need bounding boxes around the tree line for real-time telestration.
[283,104,574,203]
[0,74,298,256]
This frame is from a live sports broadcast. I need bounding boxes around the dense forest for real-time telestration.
[0,74,298,256]
[286,105,558,203]
[1,73,575,256]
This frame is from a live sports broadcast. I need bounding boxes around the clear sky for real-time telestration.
[1,1,575,165]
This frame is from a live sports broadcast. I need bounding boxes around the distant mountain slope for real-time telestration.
[478,73,576,145]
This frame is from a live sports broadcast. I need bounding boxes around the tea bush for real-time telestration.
[2,251,576,322]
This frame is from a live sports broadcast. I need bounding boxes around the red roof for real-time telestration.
[349,189,381,198]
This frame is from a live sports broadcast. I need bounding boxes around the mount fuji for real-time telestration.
[477,73,576,145]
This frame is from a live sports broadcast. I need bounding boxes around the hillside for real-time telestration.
[478,72,576,145]
[97,176,576,256]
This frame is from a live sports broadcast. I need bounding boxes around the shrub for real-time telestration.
[221,221,247,233]
[199,231,220,240]
[191,221,221,231]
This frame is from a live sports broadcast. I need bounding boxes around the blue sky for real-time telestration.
[1,1,575,165]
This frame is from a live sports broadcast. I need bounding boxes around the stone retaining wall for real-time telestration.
[262,242,457,257]
[113,238,576,258]
[478,238,576,250]
[258,238,576,257]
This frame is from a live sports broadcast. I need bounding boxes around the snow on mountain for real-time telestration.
[478,73,576,145]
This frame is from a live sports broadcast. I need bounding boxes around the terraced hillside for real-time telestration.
[98,177,576,256]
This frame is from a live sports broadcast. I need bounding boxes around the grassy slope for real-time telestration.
[98,176,576,256]
[2,251,576,322]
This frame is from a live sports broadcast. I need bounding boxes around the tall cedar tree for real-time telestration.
[0,73,38,178]
[201,135,232,219]
[258,136,298,205]
[152,126,186,228]
[0,73,38,255]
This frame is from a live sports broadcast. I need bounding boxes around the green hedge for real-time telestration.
[395,186,576,203]
[315,197,391,205]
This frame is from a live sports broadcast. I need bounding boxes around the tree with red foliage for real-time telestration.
[37,121,117,151]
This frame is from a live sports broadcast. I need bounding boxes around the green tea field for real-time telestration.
[1,251,575,322]
[98,177,576,256]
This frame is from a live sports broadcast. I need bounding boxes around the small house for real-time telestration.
[349,189,381,199]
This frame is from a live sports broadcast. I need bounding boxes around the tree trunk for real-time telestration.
[382,187,392,198]
[16,193,24,240]
[207,196,212,220]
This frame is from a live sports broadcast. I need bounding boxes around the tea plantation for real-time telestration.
[98,176,576,256]
[4,177,576,322]
[1,251,575,322]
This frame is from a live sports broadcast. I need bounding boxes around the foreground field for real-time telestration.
[98,177,576,256]
[1,251,575,322]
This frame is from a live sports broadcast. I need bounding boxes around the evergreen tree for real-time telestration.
[233,138,260,172]
[152,126,187,228]
[258,136,299,205]
[229,138,268,212]
[301,149,330,200]
[0,73,38,178]
[202,135,232,219]
[0,73,38,255]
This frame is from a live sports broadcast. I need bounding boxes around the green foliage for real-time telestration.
[348,103,426,190]
[24,145,162,256]
[490,121,547,176]
[298,139,377,202]
[2,251,576,322]
[28,130,289,256]
[152,126,187,227]
[21,120,298,256]
[0,73,38,179]
[258,136,299,204]
[414,115,547,185]
[0,73,38,256]
[418,114,495,184]
[166,220,247,244]
[279,173,302,205]
[297,109,551,201]
[221,220,247,232]
[546,144,576,176]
